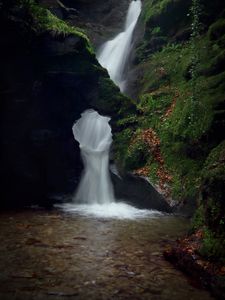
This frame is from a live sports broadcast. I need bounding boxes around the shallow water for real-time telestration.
[0,210,214,300]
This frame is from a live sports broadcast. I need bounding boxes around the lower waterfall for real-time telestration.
[72,110,114,205]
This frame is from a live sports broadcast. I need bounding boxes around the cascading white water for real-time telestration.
[55,1,162,219]
[57,108,162,219]
[97,0,142,91]
[72,110,115,204]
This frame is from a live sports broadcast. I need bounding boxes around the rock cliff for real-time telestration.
[0,0,129,207]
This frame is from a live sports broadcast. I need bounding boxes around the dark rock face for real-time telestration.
[0,3,127,208]
[0,29,85,207]
[64,0,130,47]
[111,173,172,213]
[41,0,131,48]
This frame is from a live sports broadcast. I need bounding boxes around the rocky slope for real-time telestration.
[113,0,225,269]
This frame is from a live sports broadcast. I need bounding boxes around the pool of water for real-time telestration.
[0,209,214,299]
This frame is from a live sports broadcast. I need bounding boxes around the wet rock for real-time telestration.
[40,0,131,47]
[164,233,225,300]
[111,172,173,213]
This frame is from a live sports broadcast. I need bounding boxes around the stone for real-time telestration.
[111,172,173,213]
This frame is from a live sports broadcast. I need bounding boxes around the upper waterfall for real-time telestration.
[97,0,142,92]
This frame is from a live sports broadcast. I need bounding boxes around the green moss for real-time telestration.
[124,139,149,171]
[17,0,94,54]
[137,93,173,127]
[190,142,225,262]
[141,0,172,23]
[151,26,162,35]
[201,142,225,229]
[203,140,225,176]
[94,78,122,113]
[200,227,225,263]
[148,161,160,184]
[116,115,138,127]
[113,128,133,168]
[192,205,205,231]
[19,1,78,34]
[140,0,191,49]
[92,77,135,118]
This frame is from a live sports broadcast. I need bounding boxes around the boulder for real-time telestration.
[111,172,173,213]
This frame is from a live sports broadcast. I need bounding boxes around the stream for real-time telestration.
[0,210,214,300]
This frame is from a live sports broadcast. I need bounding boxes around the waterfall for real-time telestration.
[97,0,142,92]
[72,110,115,204]
[55,0,164,218]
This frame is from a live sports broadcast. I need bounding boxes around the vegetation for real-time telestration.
[115,0,225,198]
[113,0,225,262]
[1,0,93,54]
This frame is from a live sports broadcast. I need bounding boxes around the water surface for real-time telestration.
[0,210,214,299]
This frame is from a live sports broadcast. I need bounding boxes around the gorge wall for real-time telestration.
[0,0,131,207]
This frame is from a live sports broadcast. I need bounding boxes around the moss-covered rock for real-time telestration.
[0,0,128,208]
[201,142,225,231]
[40,0,131,48]
[141,0,191,45]
[189,142,225,262]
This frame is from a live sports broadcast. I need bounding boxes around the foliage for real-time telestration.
[95,78,133,116]
[116,115,138,127]
[113,128,134,168]
[141,0,191,45]
[151,26,161,35]
[190,141,225,262]
[201,142,225,231]
[192,205,205,231]
[203,140,225,176]
[141,0,172,23]
[114,1,225,206]
[124,139,149,171]
[200,228,225,262]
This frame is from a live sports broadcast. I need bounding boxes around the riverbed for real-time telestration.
[0,209,214,300]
